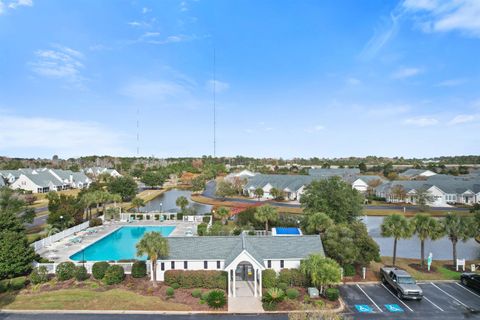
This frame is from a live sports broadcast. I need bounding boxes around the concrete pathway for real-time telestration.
[228,281,264,313]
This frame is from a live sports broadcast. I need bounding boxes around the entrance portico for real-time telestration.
[225,251,264,297]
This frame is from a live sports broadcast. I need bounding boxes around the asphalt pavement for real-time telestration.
[0,314,286,320]
[340,281,480,319]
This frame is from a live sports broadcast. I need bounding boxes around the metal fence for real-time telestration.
[32,261,152,275]
[31,221,90,252]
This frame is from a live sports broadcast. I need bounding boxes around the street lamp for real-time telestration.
[82,246,85,267]
[160,202,163,212]
[60,215,64,230]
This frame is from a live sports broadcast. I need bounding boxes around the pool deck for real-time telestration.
[38,220,200,262]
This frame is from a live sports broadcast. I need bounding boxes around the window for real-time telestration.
[204,261,208,269]
[216,261,221,269]
[160,262,165,271]
[171,261,175,269]
[267,260,272,268]
[184,261,188,269]
[280,260,284,268]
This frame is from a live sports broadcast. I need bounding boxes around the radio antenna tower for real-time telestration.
[136,107,140,156]
[213,47,216,158]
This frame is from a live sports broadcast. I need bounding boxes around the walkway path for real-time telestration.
[228,281,264,313]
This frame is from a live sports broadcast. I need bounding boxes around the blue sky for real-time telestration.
[1,0,479,159]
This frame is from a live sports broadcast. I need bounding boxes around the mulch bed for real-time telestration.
[267,287,340,311]
[408,263,437,273]
[25,276,227,311]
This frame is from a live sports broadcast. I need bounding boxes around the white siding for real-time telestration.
[155,259,225,281]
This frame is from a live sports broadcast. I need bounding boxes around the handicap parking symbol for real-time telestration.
[385,304,404,312]
[355,305,373,313]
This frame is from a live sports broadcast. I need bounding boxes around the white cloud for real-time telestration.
[404,116,438,126]
[436,78,467,87]
[135,33,190,45]
[206,80,229,93]
[0,0,32,14]
[30,45,85,86]
[304,125,326,133]
[448,114,479,125]
[391,67,422,79]
[0,114,127,157]
[180,1,188,12]
[121,79,189,101]
[142,7,151,14]
[403,0,480,37]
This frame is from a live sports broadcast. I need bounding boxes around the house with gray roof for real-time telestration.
[83,167,121,178]
[243,174,315,200]
[9,168,91,193]
[399,169,437,179]
[156,233,325,297]
[0,170,23,184]
[0,177,5,188]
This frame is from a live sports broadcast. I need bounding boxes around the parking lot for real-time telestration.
[340,281,480,319]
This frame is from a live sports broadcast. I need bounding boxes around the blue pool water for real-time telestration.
[274,227,301,235]
[70,226,175,261]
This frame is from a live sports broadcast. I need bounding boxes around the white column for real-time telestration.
[233,270,236,297]
[227,269,231,297]
[253,268,257,297]
[259,269,262,297]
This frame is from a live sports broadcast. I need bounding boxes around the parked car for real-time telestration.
[460,273,480,291]
[380,267,423,300]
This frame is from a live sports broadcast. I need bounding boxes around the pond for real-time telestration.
[363,216,480,260]
[141,189,213,215]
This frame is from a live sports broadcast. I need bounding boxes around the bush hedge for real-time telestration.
[278,282,288,291]
[30,266,49,284]
[262,269,277,288]
[286,288,300,299]
[192,288,202,298]
[278,268,307,287]
[197,223,208,236]
[131,261,147,278]
[92,261,110,279]
[75,266,89,281]
[89,218,103,227]
[171,282,180,289]
[0,280,9,293]
[342,264,356,277]
[206,290,227,309]
[164,270,227,289]
[56,262,76,281]
[325,288,339,301]
[166,287,175,297]
[8,277,27,291]
[103,265,125,285]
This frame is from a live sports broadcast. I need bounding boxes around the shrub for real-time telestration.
[103,265,125,285]
[232,228,242,236]
[201,292,210,301]
[92,261,110,279]
[56,262,76,281]
[192,288,202,298]
[325,288,339,301]
[286,288,300,300]
[278,282,288,291]
[9,277,27,291]
[0,280,9,293]
[197,223,208,236]
[206,290,226,309]
[262,269,277,288]
[264,287,285,303]
[30,266,49,284]
[166,287,175,297]
[164,270,227,289]
[75,266,89,281]
[171,282,180,289]
[89,218,103,227]
[279,268,307,287]
[262,301,277,311]
[343,264,356,277]
[131,261,147,278]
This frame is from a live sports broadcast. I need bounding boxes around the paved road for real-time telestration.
[0,313,286,320]
[340,281,480,319]
[203,181,469,211]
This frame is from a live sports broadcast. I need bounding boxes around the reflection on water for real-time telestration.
[362,215,480,260]
[141,189,213,215]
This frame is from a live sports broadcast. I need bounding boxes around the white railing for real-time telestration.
[32,221,90,252]
[243,230,271,236]
[32,261,152,275]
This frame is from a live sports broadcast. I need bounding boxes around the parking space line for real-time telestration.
[455,282,480,299]
[423,296,444,312]
[356,284,383,312]
[380,283,414,312]
[430,282,470,309]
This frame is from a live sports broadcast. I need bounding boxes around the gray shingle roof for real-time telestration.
[165,235,324,266]
[24,171,64,187]
[399,169,430,177]
[308,168,360,177]
[0,178,5,187]
[244,174,315,192]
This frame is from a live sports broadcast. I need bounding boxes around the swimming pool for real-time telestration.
[70,226,175,261]
[272,227,302,236]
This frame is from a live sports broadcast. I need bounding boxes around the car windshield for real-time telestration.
[398,276,415,284]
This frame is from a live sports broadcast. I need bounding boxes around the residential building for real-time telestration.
[155,234,325,297]
[83,167,122,178]
[243,174,314,200]
[399,169,437,180]
[0,177,5,187]
[9,168,91,193]
[349,175,386,193]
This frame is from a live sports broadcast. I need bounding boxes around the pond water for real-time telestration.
[363,216,480,260]
[141,189,212,215]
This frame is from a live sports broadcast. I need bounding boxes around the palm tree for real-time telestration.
[381,214,413,266]
[80,192,95,220]
[214,207,230,224]
[136,232,169,287]
[303,212,333,234]
[45,224,60,236]
[255,205,278,232]
[175,196,189,213]
[300,254,341,294]
[411,214,443,269]
[131,197,146,213]
[442,213,471,267]
[254,188,264,200]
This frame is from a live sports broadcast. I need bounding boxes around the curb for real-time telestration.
[342,279,458,285]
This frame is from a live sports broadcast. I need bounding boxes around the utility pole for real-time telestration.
[136,107,140,156]
[213,47,216,158]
